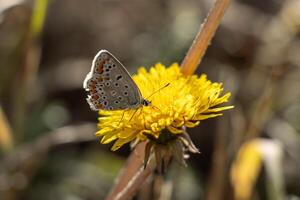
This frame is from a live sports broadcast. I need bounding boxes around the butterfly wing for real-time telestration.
[83,50,143,111]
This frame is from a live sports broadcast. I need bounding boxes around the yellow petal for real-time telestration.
[167,126,183,134]
[194,114,223,120]
[111,134,136,151]
[204,105,234,113]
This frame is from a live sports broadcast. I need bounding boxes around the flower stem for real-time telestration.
[105,142,150,200]
[114,157,156,200]
[12,0,48,141]
[180,0,231,75]
[246,66,287,138]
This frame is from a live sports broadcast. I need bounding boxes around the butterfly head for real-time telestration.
[142,99,151,106]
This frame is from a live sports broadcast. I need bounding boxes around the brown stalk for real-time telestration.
[105,142,147,200]
[246,67,286,139]
[105,0,230,199]
[180,0,231,75]
[114,156,156,200]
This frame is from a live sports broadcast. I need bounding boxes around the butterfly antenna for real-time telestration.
[146,83,170,100]
[129,107,142,122]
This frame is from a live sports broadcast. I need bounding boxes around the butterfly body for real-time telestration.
[83,50,149,111]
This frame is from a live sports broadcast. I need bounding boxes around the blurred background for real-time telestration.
[0,0,300,199]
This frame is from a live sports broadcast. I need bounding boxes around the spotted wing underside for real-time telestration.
[83,50,143,111]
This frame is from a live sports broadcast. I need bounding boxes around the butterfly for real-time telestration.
[83,50,150,111]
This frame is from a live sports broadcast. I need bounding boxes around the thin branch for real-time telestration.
[0,123,96,173]
[0,123,96,199]
[180,0,231,76]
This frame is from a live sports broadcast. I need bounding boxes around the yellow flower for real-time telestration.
[96,63,233,151]
[230,140,263,200]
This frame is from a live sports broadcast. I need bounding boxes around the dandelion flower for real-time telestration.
[96,63,233,151]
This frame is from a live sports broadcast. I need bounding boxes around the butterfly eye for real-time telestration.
[105,82,110,86]
[114,83,119,87]
[124,85,129,88]
[115,101,119,104]
[118,96,123,100]
[112,64,116,68]
[123,91,128,96]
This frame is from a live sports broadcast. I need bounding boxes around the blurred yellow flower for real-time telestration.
[230,140,263,200]
[96,63,233,150]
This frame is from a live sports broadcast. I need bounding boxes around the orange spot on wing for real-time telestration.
[89,84,96,90]
[97,68,104,74]
[90,89,97,94]
[91,95,99,100]
[95,61,105,74]
[95,103,103,109]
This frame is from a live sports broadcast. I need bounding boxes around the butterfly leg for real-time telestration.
[128,106,144,122]
[141,108,147,130]
[117,110,126,126]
